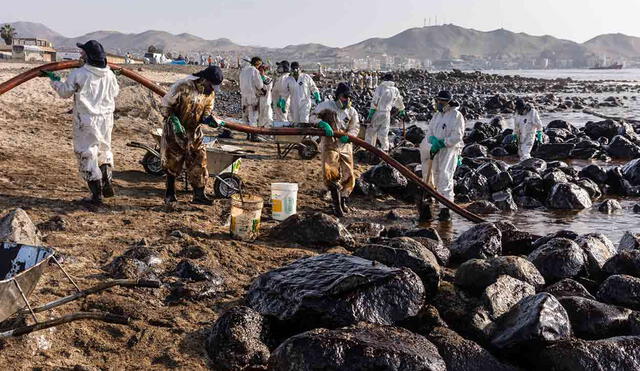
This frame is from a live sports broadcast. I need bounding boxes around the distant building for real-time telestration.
[11,38,56,62]
[106,53,144,65]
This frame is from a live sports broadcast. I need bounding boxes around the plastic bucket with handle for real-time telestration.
[271,183,298,221]
[230,194,263,241]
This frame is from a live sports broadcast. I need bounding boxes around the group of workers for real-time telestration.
[40,41,544,223]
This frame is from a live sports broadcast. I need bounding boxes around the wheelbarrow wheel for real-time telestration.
[214,173,243,198]
[298,139,319,160]
[142,151,164,176]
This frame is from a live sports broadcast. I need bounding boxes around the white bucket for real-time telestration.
[230,194,263,241]
[271,183,299,221]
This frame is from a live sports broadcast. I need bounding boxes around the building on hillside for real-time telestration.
[11,38,57,62]
[0,44,11,59]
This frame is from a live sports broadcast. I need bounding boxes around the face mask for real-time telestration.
[291,70,299,79]
[436,103,446,112]
[338,98,350,109]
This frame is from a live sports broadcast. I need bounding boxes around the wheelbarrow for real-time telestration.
[272,121,320,160]
[127,129,255,198]
[0,242,159,337]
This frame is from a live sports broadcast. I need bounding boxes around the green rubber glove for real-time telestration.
[313,91,321,104]
[367,108,376,120]
[203,115,224,128]
[398,110,406,117]
[169,115,186,136]
[261,75,268,83]
[277,98,286,113]
[457,155,463,167]
[339,135,349,144]
[536,130,543,143]
[318,121,334,137]
[511,134,518,143]
[41,70,61,82]
[437,138,446,149]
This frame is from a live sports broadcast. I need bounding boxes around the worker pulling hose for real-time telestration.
[0,61,485,223]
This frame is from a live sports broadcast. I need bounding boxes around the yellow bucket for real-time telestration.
[230,194,263,241]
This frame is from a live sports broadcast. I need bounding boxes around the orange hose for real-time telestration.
[0,61,484,223]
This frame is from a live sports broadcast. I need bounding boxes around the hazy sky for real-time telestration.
[4,0,640,48]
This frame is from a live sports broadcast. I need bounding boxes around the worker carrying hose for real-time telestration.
[513,98,543,160]
[280,62,321,123]
[366,73,406,151]
[418,90,465,222]
[41,40,119,206]
[310,82,360,217]
[160,65,224,206]
[240,57,265,142]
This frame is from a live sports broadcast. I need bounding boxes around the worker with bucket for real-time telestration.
[310,82,360,217]
[418,90,466,222]
[160,65,225,206]
[41,40,119,206]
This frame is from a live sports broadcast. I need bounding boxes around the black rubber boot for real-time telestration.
[165,174,177,205]
[192,187,213,205]
[438,208,452,222]
[416,192,433,222]
[330,186,344,218]
[87,180,103,205]
[341,196,350,214]
[100,164,115,198]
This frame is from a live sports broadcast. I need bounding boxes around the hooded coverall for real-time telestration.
[419,105,466,202]
[282,73,319,123]
[160,76,215,189]
[258,77,273,127]
[311,100,360,197]
[366,81,405,151]
[514,107,543,160]
[51,64,119,182]
[272,72,291,122]
[239,65,264,126]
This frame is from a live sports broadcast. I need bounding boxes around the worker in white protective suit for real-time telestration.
[366,73,406,151]
[272,60,291,122]
[280,61,321,123]
[513,99,543,160]
[310,82,360,217]
[257,64,273,128]
[239,56,265,141]
[418,90,465,222]
[42,40,119,205]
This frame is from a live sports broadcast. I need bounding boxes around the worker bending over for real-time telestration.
[513,99,543,160]
[43,40,119,205]
[366,73,405,151]
[310,83,360,217]
[418,91,465,222]
[281,62,321,123]
[160,66,224,206]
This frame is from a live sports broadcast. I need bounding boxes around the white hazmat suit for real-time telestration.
[51,64,119,182]
[239,64,264,126]
[258,76,273,127]
[272,72,291,122]
[419,104,466,202]
[514,107,543,160]
[282,73,319,123]
[366,81,405,151]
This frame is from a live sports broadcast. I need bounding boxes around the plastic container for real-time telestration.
[230,194,263,241]
[271,183,299,221]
